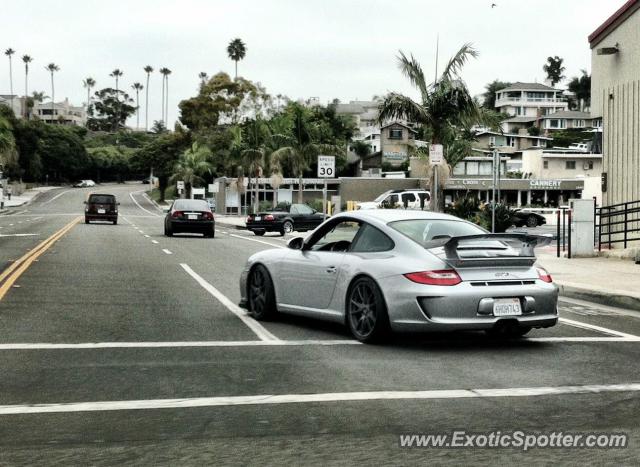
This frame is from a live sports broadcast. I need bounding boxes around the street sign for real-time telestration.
[429,144,444,165]
[317,155,335,178]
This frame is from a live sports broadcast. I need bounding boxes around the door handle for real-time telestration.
[326,266,337,274]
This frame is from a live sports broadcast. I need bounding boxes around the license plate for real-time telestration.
[97,209,106,214]
[254,216,261,221]
[493,298,522,316]
[188,214,198,220]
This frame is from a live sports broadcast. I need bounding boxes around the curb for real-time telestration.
[215,219,246,230]
[557,282,640,312]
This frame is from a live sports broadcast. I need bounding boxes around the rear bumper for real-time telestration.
[85,214,117,221]
[378,275,559,332]
[170,220,215,233]
[246,221,284,232]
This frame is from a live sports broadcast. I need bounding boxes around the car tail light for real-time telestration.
[264,214,275,221]
[171,210,183,218]
[537,267,553,283]
[404,270,462,286]
[203,212,214,220]
[246,215,253,223]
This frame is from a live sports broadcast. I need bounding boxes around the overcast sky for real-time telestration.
[2,0,623,127]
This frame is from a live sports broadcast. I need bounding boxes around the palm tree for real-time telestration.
[240,118,271,213]
[4,49,15,113]
[143,65,153,131]
[377,44,499,210]
[83,77,96,116]
[110,69,124,131]
[169,143,214,198]
[226,38,247,79]
[270,104,342,204]
[198,72,208,88]
[45,63,60,124]
[131,82,144,129]
[543,56,565,87]
[22,55,33,118]
[159,67,172,125]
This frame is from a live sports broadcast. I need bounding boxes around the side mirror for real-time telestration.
[287,237,304,250]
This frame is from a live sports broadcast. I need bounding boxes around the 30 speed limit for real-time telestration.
[317,155,335,178]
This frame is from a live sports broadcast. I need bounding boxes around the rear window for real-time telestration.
[88,195,115,204]
[388,219,485,248]
[174,199,209,211]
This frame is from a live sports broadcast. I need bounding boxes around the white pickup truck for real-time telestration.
[357,189,431,210]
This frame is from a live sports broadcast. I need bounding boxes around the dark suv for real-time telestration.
[85,194,119,224]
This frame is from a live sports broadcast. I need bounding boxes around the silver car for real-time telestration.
[239,210,558,343]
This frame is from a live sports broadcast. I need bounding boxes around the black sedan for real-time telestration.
[164,199,215,238]
[246,203,325,236]
[513,209,547,228]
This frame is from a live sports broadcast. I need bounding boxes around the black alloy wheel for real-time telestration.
[248,265,276,320]
[281,220,294,236]
[347,277,389,343]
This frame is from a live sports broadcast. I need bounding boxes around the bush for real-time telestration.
[475,203,516,233]
[445,196,480,221]
[307,198,324,212]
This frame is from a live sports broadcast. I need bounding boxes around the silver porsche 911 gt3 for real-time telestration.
[239,210,558,343]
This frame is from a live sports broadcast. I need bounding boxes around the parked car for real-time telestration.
[164,199,215,238]
[513,209,547,228]
[246,203,325,236]
[84,193,119,224]
[357,189,431,210]
[74,179,96,188]
[239,209,558,343]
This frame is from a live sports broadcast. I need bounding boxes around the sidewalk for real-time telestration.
[0,186,59,212]
[537,251,640,311]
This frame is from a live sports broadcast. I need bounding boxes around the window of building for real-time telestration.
[479,161,492,175]
[566,161,576,170]
[586,161,594,170]
[453,163,465,175]
[466,161,479,175]
[488,136,496,146]
[389,129,403,139]
[506,137,516,148]
[543,160,549,169]
[576,120,585,127]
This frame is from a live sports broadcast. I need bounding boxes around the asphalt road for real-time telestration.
[0,184,638,466]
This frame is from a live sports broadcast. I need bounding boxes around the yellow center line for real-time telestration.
[0,217,81,301]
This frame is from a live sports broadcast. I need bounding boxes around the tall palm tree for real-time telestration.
[143,65,153,131]
[22,55,33,118]
[110,68,123,92]
[131,82,144,129]
[270,104,342,204]
[377,44,499,210]
[45,63,60,124]
[4,49,15,113]
[169,143,214,198]
[241,118,271,213]
[198,72,208,88]
[226,38,247,79]
[83,77,96,116]
[159,67,172,125]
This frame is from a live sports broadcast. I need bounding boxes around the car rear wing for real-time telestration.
[426,233,552,268]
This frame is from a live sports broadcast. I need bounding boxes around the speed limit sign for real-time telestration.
[317,155,335,178]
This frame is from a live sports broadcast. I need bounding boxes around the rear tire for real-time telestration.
[346,277,390,343]
[486,324,532,339]
[205,228,215,238]
[247,265,277,320]
[526,215,538,227]
[85,218,89,224]
[253,230,265,236]
[280,220,293,236]
[113,219,118,225]
[164,224,173,237]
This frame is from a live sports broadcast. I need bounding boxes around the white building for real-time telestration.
[0,95,24,117]
[495,82,569,118]
[335,100,381,138]
[33,98,87,126]
[539,110,593,132]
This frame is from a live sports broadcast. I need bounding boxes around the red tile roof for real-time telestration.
[589,0,640,46]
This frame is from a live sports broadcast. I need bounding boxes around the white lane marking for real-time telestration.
[32,217,43,221]
[229,234,285,249]
[151,240,159,244]
[0,233,39,237]
[180,263,279,342]
[0,340,359,350]
[142,192,165,212]
[2,383,639,415]
[129,191,161,217]
[15,210,28,215]
[144,234,150,238]
[559,317,639,339]
[526,336,640,342]
[9,224,14,226]
[162,249,172,255]
[41,189,73,205]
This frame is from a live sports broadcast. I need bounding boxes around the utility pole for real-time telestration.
[491,144,498,233]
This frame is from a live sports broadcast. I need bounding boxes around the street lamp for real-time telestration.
[489,143,499,233]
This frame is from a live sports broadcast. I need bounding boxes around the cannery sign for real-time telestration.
[530,179,561,189]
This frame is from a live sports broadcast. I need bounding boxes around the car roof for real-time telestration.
[333,209,459,223]
[88,193,115,198]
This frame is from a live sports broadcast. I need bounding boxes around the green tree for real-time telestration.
[0,115,18,171]
[87,88,136,131]
[132,82,144,129]
[543,56,565,86]
[377,44,500,210]
[83,77,96,117]
[227,38,247,79]
[567,70,591,111]
[143,65,153,131]
[482,80,511,109]
[22,55,33,118]
[350,140,372,158]
[239,118,271,213]
[45,63,60,122]
[169,142,214,198]
[4,49,15,113]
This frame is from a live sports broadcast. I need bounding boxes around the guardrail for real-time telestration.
[596,200,640,250]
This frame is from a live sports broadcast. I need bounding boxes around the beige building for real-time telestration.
[380,122,416,166]
[589,0,640,207]
[33,98,87,126]
[521,150,603,180]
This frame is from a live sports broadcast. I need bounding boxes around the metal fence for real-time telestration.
[596,200,640,250]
